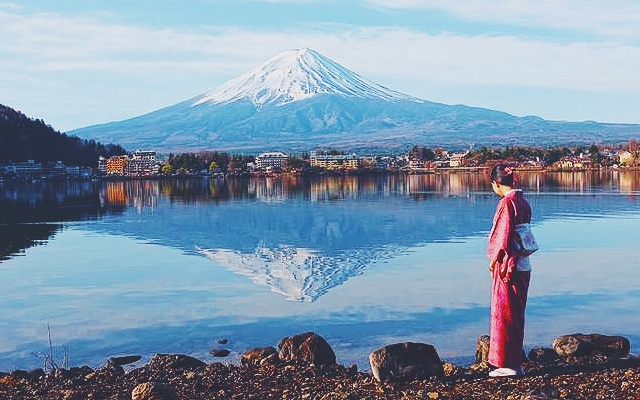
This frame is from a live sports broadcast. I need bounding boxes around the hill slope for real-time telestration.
[0,104,126,166]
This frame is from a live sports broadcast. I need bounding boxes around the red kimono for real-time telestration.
[487,189,532,369]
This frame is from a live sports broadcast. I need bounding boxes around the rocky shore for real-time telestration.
[1,332,638,400]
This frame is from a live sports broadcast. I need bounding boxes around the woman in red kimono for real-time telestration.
[487,164,532,377]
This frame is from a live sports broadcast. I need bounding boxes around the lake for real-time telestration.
[1,171,639,372]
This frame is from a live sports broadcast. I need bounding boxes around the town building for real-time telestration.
[255,151,288,170]
[2,161,87,180]
[408,158,428,170]
[133,150,156,161]
[4,160,43,180]
[554,156,595,171]
[65,166,93,178]
[619,151,636,167]
[106,155,129,175]
[4,160,43,179]
[103,151,157,177]
[128,150,157,176]
[448,152,469,168]
[98,156,107,175]
[309,151,359,170]
[46,161,66,179]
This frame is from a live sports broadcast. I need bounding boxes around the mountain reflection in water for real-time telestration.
[198,243,405,302]
[86,175,498,302]
[2,171,640,370]
[4,172,637,301]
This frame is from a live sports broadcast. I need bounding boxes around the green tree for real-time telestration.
[541,148,562,165]
[161,164,175,175]
[588,144,602,164]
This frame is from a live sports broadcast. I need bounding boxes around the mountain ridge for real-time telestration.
[69,49,639,152]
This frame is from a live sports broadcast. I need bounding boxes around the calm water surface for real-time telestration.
[1,171,639,371]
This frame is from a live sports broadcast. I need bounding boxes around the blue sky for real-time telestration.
[2,0,640,132]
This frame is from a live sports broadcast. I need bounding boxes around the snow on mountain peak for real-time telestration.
[194,48,421,107]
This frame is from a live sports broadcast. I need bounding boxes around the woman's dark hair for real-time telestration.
[490,164,515,186]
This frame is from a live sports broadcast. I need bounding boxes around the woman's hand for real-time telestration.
[490,249,505,278]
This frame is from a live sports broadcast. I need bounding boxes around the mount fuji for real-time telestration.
[194,48,420,107]
[70,48,637,152]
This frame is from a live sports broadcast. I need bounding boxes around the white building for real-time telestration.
[255,151,288,170]
[448,151,469,168]
[98,156,107,175]
[129,150,157,176]
[133,150,156,161]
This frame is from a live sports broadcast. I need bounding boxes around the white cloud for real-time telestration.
[247,0,315,2]
[3,8,637,90]
[366,0,640,40]
[1,3,640,129]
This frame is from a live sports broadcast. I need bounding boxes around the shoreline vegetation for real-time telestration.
[4,139,640,183]
[1,332,639,400]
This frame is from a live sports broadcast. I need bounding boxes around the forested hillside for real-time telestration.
[0,104,126,166]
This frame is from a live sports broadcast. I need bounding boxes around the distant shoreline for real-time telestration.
[3,166,640,184]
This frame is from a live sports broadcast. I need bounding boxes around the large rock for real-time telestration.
[131,382,178,400]
[241,347,279,367]
[368,342,444,383]
[210,349,230,358]
[520,385,561,400]
[552,335,591,357]
[527,347,560,363]
[278,332,336,366]
[147,354,206,371]
[109,355,142,366]
[553,333,630,358]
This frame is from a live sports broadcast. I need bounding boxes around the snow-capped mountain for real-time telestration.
[193,48,421,107]
[70,49,638,152]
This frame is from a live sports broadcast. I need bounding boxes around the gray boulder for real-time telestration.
[210,349,230,358]
[520,384,561,400]
[241,346,279,367]
[147,354,206,371]
[528,347,560,362]
[278,332,336,366]
[131,382,178,400]
[553,333,630,358]
[368,342,444,383]
[109,355,142,366]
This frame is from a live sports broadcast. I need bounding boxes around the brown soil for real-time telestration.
[1,353,639,399]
